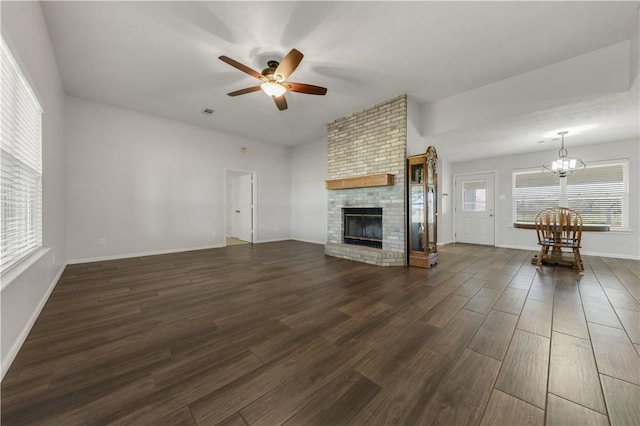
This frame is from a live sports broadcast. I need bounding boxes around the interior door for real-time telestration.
[230,177,240,239]
[455,172,495,245]
[236,174,253,242]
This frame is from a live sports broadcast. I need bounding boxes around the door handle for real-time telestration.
[235,210,240,213]
[489,214,494,217]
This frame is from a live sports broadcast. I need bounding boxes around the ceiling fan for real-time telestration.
[219,49,327,111]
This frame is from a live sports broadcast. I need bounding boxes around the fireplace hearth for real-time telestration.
[343,208,383,249]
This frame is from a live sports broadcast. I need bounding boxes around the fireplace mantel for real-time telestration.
[325,173,394,190]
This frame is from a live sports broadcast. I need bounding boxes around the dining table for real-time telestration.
[513,222,610,267]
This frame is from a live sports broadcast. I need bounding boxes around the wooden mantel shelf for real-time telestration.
[325,173,394,190]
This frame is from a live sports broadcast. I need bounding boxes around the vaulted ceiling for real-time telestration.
[41,1,639,159]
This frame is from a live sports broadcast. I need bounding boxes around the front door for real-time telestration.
[455,172,495,245]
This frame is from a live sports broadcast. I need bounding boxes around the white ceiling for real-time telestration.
[430,90,640,162]
[41,1,639,158]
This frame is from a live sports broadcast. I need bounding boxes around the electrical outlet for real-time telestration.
[212,231,217,237]
[99,238,106,246]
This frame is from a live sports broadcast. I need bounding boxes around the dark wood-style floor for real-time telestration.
[2,241,639,425]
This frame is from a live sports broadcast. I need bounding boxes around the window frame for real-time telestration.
[1,36,44,274]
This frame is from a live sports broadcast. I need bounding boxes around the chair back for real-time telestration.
[534,207,583,248]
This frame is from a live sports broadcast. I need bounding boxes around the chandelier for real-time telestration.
[542,131,586,178]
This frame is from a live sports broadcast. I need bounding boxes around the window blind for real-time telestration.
[513,171,560,223]
[566,161,628,228]
[513,160,628,228]
[1,38,43,272]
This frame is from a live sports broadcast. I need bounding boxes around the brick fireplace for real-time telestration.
[325,95,407,266]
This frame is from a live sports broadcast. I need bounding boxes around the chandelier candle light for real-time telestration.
[543,131,586,178]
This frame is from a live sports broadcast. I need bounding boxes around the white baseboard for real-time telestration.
[67,240,320,264]
[1,263,66,381]
[495,244,538,252]
[67,244,225,265]
[495,244,640,260]
[580,251,640,260]
[68,240,329,264]
[253,238,290,244]
[291,238,326,245]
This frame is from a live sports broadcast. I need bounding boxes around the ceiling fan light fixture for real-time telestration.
[261,82,286,97]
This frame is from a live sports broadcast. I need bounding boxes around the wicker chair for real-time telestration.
[534,207,584,273]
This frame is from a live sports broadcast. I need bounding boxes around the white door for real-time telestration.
[230,178,241,238]
[455,172,495,245]
[236,174,253,242]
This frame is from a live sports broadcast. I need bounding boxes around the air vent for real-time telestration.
[202,108,214,115]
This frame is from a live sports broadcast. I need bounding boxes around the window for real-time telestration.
[513,172,560,223]
[566,161,628,228]
[1,38,43,272]
[513,160,629,229]
[462,180,487,211]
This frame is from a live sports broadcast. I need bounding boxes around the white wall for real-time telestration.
[1,2,67,378]
[450,139,640,259]
[65,96,291,262]
[406,95,425,156]
[290,138,327,244]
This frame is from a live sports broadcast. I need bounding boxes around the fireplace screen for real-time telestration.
[343,208,383,249]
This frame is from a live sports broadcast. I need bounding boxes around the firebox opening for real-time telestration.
[343,207,383,249]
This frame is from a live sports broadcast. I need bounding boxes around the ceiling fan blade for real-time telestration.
[274,49,304,81]
[286,82,327,95]
[219,56,263,80]
[273,95,288,111]
[227,86,262,96]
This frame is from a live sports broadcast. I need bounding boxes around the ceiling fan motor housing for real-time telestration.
[262,62,280,81]
[261,67,276,80]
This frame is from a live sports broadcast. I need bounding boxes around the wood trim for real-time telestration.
[325,173,394,190]
[513,223,610,232]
